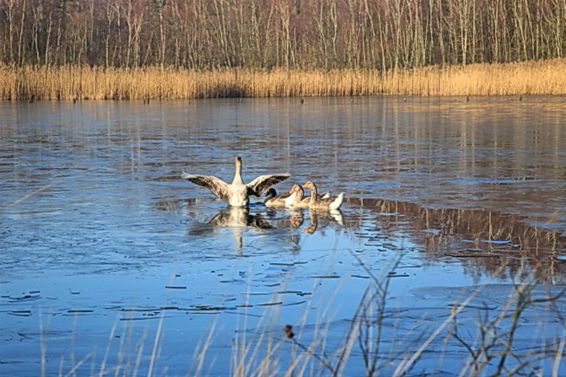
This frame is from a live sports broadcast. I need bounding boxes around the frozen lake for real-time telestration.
[1,97,565,376]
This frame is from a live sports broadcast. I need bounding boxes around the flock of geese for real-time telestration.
[181,157,344,211]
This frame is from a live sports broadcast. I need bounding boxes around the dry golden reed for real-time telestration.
[1,59,565,101]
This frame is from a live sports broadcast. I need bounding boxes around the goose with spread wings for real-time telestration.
[181,157,290,207]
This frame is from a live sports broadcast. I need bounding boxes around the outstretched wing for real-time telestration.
[181,172,230,199]
[246,173,290,196]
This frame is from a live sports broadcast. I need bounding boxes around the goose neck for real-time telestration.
[232,157,243,184]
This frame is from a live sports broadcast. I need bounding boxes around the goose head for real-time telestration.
[264,188,277,201]
[303,181,316,190]
[289,183,302,193]
[234,156,243,171]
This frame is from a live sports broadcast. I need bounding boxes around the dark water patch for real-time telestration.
[66,309,94,314]
[6,294,41,303]
[119,306,161,312]
[310,274,340,279]
[120,315,169,321]
[277,290,311,296]
[351,274,370,279]
[387,272,410,278]
[7,310,32,317]
[189,305,237,312]
[164,285,187,290]
[282,300,308,307]
[256,301,283,307]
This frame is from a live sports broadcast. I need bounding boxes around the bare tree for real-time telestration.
[0,0,564,69]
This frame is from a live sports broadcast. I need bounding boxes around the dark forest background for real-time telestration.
[1,0,565,70]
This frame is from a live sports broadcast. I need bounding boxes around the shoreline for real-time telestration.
[1,59,565,101]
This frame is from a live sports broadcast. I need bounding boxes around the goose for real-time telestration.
[284,184,310,208]
[264,184,301,208]
[182,157,290,207]
[284,183,333,208]
[302,181,345,210]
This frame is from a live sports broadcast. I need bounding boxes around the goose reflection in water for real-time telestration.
[188,206,345,252]
[303,209,344,235]
[153,196,346,251]
[208,206,273,229]
[289,210,304,228]
[264,207,343,233]
[157,196,564,279]
[194,206,273,251]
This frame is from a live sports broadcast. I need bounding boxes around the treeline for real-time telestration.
[0,0,565,70]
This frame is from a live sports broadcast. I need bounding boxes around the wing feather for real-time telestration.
[181,172,230,199]
[246,174,290,196]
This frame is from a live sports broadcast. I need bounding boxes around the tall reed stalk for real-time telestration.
[1,59,565,101]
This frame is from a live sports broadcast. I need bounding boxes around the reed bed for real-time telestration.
[1,59,565,101]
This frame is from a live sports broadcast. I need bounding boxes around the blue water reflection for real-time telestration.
[0,97,564,376]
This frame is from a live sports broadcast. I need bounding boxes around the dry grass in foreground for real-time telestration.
[1,59,565,101]
[35,262,565,377]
